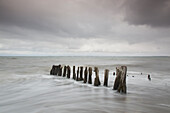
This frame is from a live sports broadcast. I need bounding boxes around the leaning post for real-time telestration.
[113,66,127,94]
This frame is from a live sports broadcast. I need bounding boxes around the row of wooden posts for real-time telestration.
[50,65,127,94]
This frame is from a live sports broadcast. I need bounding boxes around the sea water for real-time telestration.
[0,56,170,113]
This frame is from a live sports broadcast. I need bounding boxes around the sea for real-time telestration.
[0,56,170,113]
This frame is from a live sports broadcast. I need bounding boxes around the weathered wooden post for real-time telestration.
[88,67,92,84]
[73,66,76,80]
[76,67,79,81]
[84,67,88,83]
[63,66,67,77]
[113,67,120,90]
[104,69,109,87]
[50,65,61,75]
[58,65,62,76]
[56,65,60,76]
[67,65,71,78]
[50,65,55,75]
[94,67,101,86]
[80,66,84,81]
[113,66,127,94]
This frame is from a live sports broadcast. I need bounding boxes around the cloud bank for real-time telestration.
[0,0,170,56]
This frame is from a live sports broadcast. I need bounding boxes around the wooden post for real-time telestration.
[113,67,120,90]
[88,67,92,84]
[67,65,71,78]
[104,69,109,87]
[76,67,79,81]
[80,66,83,81]
[57,65,61,76]
[58,65,62,76]
[63,66,66,77]
[94,67,101,86]
[50,65,61,75]
[73,66,76,80]
[84,67,88,83]
[113,66,127,94]
[50,65,55,75]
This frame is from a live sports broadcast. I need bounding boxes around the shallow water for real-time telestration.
[0,56,170,113]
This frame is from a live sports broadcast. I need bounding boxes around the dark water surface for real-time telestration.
[0,56,170,113]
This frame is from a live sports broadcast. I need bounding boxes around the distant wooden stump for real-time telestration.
[94,67,101,86]
[148,74,151,81]
[73,66,76,80]
[104,69,109,87]
[88,67,92,84]
[84,67,88,83]
[67,65,71,78]
[113,66,127,94]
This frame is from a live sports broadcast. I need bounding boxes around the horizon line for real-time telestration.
[0,55,170,57]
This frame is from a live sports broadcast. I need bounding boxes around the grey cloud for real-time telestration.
[0,0,121,38]
[123,0,170,27]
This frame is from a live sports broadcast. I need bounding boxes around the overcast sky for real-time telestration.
[0,0,170,56]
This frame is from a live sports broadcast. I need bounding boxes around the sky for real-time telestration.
[0,0,170,56]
